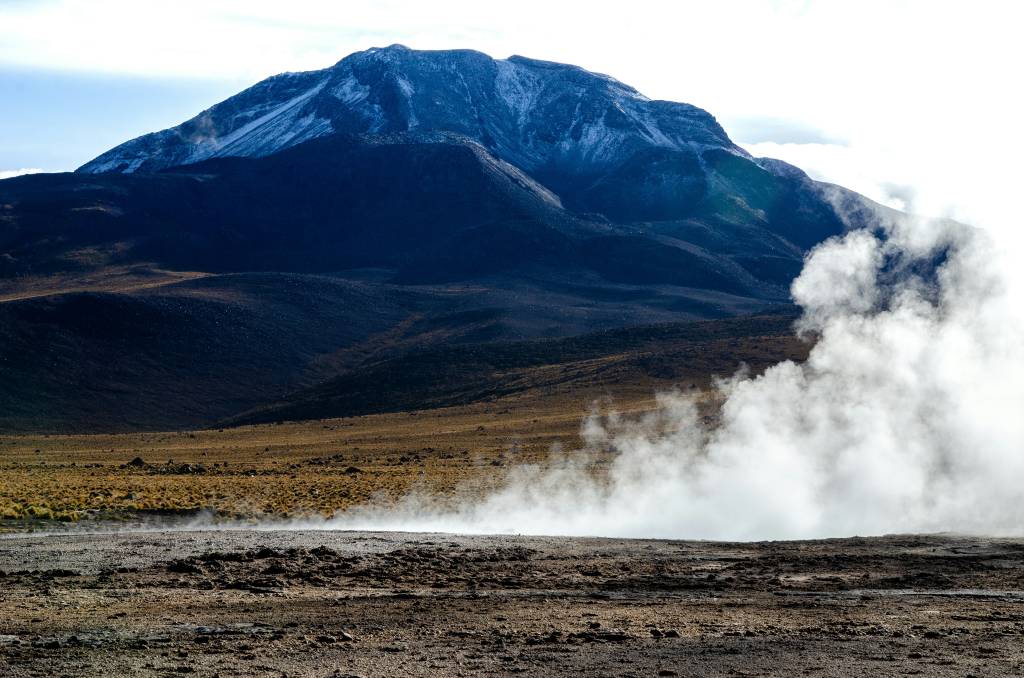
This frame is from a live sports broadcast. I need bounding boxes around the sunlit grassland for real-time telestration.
[0,391,663,524]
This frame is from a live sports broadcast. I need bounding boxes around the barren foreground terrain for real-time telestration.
[2,529,1023,676]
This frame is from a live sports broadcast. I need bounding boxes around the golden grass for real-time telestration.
[0,390,667,522]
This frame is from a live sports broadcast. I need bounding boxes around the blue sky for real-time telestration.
[0,67,247,172]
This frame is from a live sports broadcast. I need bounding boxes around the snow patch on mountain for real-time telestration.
[331,75,370,105]
[208,81,329,157]
[395,74,415,98]
[493,59,543,122]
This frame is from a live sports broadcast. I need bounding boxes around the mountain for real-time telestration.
[81,45,732,176]
[0,46,885,431]
[78,45,733,222]
[76,45,855,241]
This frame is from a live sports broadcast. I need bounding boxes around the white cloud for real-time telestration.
[0,168,44,180]
[0,3,1017,116]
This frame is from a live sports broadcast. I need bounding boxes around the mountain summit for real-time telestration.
[83,45,733,161]
[79,45,748,223]
[79,45,734,170]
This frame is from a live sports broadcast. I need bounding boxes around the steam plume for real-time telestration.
[325,198,1024,540]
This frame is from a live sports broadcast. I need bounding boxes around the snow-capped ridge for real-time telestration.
[78,46,743,176]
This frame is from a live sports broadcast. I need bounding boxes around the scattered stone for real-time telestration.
[167,561,203,575]
[569,630,631,643]
[254,547,284,559]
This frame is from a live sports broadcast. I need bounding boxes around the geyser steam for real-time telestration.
[326,202,1024,540]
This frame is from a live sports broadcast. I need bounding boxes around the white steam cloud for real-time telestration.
[323,200,1024,540]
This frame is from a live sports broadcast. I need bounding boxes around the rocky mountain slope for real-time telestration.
[0,46,887,431]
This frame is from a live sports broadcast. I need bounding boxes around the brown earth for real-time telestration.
[2,530,1023,676]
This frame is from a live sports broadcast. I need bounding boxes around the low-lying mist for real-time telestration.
[321,197,1024,540]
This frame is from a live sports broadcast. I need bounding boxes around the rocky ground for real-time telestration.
[2,529,1023,676]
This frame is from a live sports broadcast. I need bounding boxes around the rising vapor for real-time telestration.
[325,199,1024,540]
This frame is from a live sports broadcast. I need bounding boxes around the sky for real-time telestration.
[1,0,1022,231]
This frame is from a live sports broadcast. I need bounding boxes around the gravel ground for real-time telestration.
[2,528,1024,676]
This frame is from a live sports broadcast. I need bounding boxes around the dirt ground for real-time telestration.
[2,529,1023,676]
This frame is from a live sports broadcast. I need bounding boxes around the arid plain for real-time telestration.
[4,386,1024,676]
